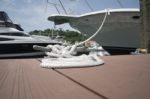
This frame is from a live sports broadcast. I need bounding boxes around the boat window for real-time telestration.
[0,32,30,37]
[0,12,5,21]
[4,13,13,23]
[132,15,140,19]
[0,37,14,41]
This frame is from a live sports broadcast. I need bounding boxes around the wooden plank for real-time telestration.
[58,54,150,99]
[1,54,150,99]
[0,59,104,99]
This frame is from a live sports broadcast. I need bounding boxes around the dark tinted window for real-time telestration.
[0,32,30,37]
[0,12,5,21]
[0,37,14,41]
[132,15,140,19]
[0,12,13,23]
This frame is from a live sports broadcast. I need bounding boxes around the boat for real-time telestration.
[0,11,61,57]
[48,8,140,55]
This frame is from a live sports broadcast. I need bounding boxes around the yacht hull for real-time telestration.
[49,9,140,54]
[70,10,140,54]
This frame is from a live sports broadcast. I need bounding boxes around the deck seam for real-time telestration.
[53,69,108,99]
[11,64,18,99]
[0,71,8,89]
[36,59,108,99]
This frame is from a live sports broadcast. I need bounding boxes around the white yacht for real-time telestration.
[0,11,60,57]
[0,27,61,57]
[48,8,140,54]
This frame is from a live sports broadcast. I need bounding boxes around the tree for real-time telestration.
[29,28,86,43]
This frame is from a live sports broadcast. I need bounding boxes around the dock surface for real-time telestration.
[0,54,150,99]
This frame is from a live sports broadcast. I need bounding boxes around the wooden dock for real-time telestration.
[0,54,150,99]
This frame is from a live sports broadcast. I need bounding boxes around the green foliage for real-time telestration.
[29,28,87,43]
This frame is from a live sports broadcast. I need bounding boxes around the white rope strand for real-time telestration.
[77,9,109,46]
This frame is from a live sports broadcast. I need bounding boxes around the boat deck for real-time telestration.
[0,54,150,99]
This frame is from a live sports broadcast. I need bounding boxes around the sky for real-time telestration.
[0,0,140,32]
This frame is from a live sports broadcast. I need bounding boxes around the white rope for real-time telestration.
[77,9,110,46]
[34,9,110,57]
[39,10,110,68]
